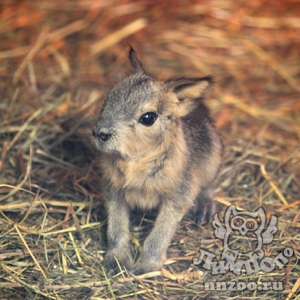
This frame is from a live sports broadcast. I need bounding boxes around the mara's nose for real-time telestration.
[92,128,112,142]
[99,132,112,142]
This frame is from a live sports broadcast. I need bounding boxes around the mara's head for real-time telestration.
[93,47,212,159]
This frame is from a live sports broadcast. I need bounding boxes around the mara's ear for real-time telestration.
[165,76,212,116]
[128,46,144,73]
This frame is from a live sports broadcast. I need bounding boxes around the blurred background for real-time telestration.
[0,0,299,299]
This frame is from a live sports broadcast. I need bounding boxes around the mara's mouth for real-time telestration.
[94,138,122,155]
[95,138,112,150]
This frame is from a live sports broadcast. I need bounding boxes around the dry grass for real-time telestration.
[0,0,299,299]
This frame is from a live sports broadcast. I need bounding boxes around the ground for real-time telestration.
[0,0,299,299]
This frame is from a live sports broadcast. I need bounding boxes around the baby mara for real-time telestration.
[92,48,223,275]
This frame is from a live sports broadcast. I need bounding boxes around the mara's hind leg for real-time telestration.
[192,187,215,225]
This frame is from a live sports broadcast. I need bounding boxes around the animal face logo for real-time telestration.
[193,205,293,275]
[212,206,278,261]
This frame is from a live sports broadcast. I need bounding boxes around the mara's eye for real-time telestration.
[139,112,157,126]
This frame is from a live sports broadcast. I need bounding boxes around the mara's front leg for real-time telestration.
[104,196,133,272]
[132,200,187,275]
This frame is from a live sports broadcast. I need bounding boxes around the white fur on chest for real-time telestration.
[124,187,160,209]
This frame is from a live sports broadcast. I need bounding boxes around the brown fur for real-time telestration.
[92,48,223,274]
